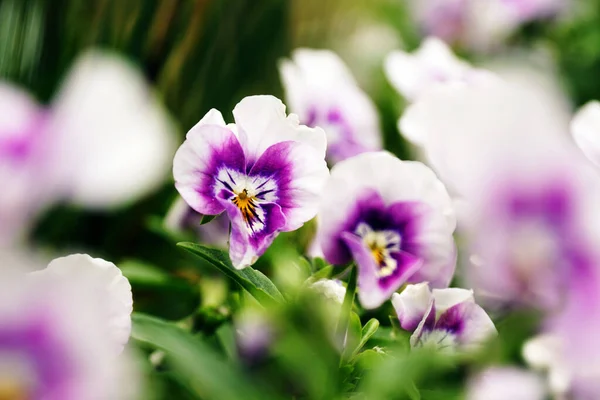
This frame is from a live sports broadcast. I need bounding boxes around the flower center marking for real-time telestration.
[0,378,29,400]
[232,188,262,229]
[356,223,401,277]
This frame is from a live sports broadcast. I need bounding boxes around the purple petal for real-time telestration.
[249,139,328,231]
[217,195,286,269]
[0,315,74,400]
[342,232,422,309]
[174,124,246,216]
[321,189,387,265]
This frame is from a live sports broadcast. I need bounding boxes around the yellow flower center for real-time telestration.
[232,189,259,226]
[0,379,29,400]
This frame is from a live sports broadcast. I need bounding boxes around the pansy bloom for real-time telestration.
[401,80,600,310]
[392,283,496,352]
[0,50,175,246]
[316,152,456,309]
[279,49,381,164]
[406,0,568,50]
[384,37,494,105]
[0,253,135,399]
[173,95,329,268]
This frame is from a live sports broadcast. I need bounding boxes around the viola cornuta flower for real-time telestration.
[279,49,382,164]
[173,95,329,269]
[406,0,568,51]
[401,81,600,311]
[0,50,175,246]
[0,254,135,399]
[384,37,494,105]
[316,152,456,309]
[392,283,496,352]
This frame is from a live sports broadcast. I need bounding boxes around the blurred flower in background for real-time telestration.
[279,49,382,163]
[0,50,175,247]
[0,253,136,399]
[406,0,569,50]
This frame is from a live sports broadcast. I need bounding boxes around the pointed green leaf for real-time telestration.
[199,214,217,225]
[350,318,380,360]
[177,242,284,305]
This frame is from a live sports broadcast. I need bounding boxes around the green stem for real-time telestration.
[335,264,357,355]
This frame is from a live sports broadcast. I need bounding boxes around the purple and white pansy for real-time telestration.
[384,37,495,105]
[401,80,600,310]
[392,283,496,352]
[279,49,382,164]
[0,50,175,246]
[0,254,135,399]
[406,0,568,51]
[173,95,329,269]
[316,152,456,309]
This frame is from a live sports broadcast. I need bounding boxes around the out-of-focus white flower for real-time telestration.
[0,253,136,399]
[523,334,572,396]
[571,101,600,167]
[384,37,496,106]
[309,279,346,304]
[466,367,547,400]
[392,283,496,352]
[279,49,382,164]
[317,152,456,309]
[401,78,600,313]
[406,0,569,51]
[0,50,176,246]
[49,50,176,208]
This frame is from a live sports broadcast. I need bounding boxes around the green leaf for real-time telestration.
[311,264,334,280]
[177,242,284,305]
[350,318,380,360]
[342,312,363,362]
[131,313,279,400]
[336,265,357,359]
[199,214,217,225]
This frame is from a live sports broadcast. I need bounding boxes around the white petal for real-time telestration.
[198,108,227,127]
[400,80,573,196]
[572,101,600,167]
[310,279,346,304]
[31,254,133,354]
[49,50,176,208]
[384,37,470,104]
[432,287,474,314]
[467,367,547,400]
[391,283,433,331]
[523,334,571,395]
[232,95,327,161]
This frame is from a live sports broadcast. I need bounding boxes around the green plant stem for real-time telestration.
[335,264,357,357]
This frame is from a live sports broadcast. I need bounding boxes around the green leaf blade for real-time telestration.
[177,242,284,305]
